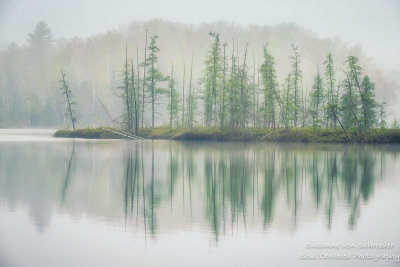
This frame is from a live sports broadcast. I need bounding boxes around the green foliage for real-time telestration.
[309,67,324,128]
[260,44,277,129]
[340,70,359,129]
[54,127,123,139]
[237,44,253,128]
[226,42,253,129]
[227,47,241,128]
[345,56,365,130]
[118,45,132,132]
[145,35,166,128]
[166,67,180,128]
[378,102,387,129]
[392,120,400,129]
[186,54,197,128]
[360,75,377,128]
[219,42,229,128]
[324,53,338,129]
[186,86,198,128]
[290,44,302,127]
[204,32,223,127]
[117,46,141,134]
[282,73,294,128]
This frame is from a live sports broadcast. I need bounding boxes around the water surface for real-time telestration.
[0,130,399,266]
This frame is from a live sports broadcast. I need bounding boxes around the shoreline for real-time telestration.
[53,127,400,143]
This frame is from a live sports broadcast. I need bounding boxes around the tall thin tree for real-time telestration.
[60,69,77,131]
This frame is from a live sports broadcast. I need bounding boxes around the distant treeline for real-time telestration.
[0,20,398,133]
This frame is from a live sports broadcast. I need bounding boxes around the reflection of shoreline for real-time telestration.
[0,140,399,239]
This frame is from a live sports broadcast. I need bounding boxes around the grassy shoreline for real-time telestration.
[53,126,400,143]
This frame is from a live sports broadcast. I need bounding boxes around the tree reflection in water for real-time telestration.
[0,141,397,242]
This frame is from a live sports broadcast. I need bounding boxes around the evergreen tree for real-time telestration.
[250,51,258,127]
[145,35,165,128]
[340,70,361,132]
[186,52,197,128]
[392,120,400,129]
[238,44,252,128]
[360,75,377,128]
[228,40,241,128]
[324,53,337,129]
[290,44,302,127]
[141,29,148,129]
[346,56,371,130]
[167,66,180,128]
[117,45,140,134]
[260,44,277,130]
[120,44,132,132]
[219,41,228,128]
[225,42,253,129]
[378,102,387,129]
[204,32,222,127]
[309,66,324,128]
[282,73,293,129]
[27,21,54,49]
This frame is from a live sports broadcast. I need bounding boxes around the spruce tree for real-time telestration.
[204,32,222,127]
[228,40,241,128]
[309,66,324,128]
[283,73,293,129]
[186,52,197,128]
[27,21,54,50]
[238,44,252,128]
[145,35,165,128]
[346,56,370,130]
[341,70,361,133]
[167,66,180,128]
[290,44,302,127]
[141,29,148,129]
[360,75,377,128]
[324,53,337,129]
[219,41,228,128]
[378,102,387,129]
[260,44,277,130]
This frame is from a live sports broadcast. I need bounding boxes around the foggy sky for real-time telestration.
[0,0,399,71]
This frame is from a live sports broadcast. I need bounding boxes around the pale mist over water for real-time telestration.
[0,130,399,266]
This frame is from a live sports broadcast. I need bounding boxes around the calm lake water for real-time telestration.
[0,129,400,267]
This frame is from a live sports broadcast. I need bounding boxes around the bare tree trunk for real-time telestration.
[124,44,131,132]
[343,71,364,138]
[182,62,185,127]
[352,68,371,130]
[61,69,75,131]
[170,66,174,129]
[141,29,148,129]
[131,61,138,135]
[136,45,141,132]
[187,52,194,128]
[151,56,155,128]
